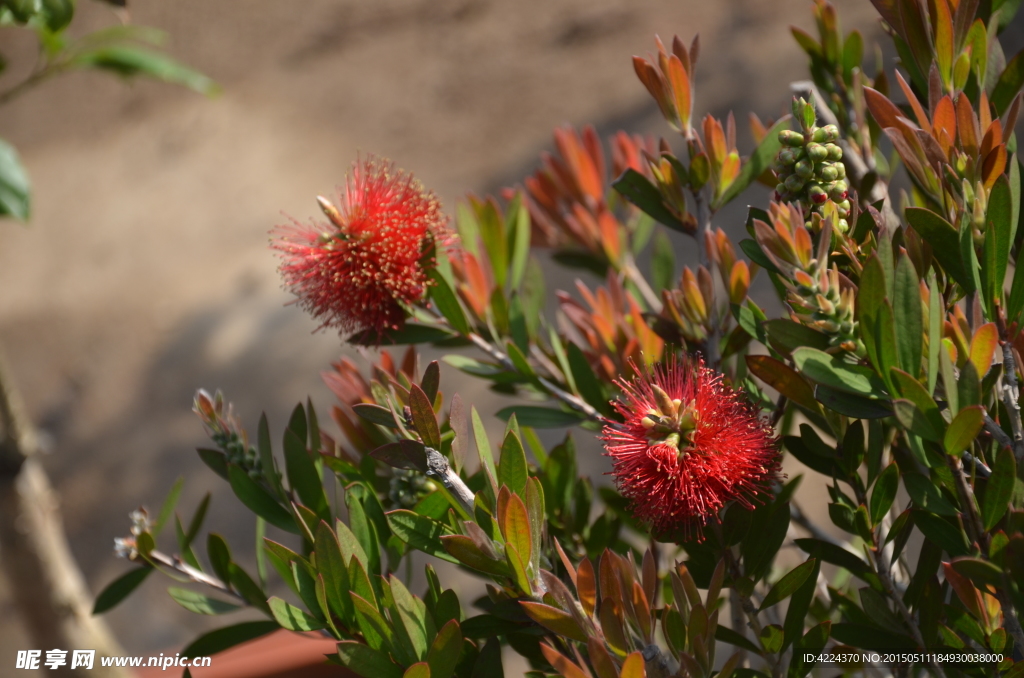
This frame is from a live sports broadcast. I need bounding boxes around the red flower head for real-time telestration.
[601,355,780,542]
[271,156,448,338]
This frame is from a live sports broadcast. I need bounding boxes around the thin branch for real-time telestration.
[425,308,610,425]
[424,446,475,516]
[143,549,247,604]
[997,337,1024,463]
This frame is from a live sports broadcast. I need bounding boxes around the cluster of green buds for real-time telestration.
[753,203,862,355]
[773,98,851,233]
[193,389,263,480]
[388,468,438,509]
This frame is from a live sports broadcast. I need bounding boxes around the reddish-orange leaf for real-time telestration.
[932,95,957,157]
[969,323,998,377]
[943,562,986,622]
[895,68,931,133]
[586,639,618,678]
[539,643,591,678]
[666,54,692,131]
[931,0,955,87]
[955,93,980,156]
[620,652,647,678]
[864,86,908,131]
[982,145,1007,189]
[577,556,597,617]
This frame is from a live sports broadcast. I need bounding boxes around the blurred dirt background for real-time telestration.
[0,0,891,668]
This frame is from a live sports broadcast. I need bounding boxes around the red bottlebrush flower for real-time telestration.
[271,156,448,338]
[601,355,780,542]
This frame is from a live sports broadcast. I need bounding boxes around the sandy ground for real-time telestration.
[0,0,887,667]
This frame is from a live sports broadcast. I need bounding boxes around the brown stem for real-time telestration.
[145,549,246,604]
[424,446,475,516]
[0,351,131,677]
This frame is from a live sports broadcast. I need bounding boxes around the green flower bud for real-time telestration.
[779,130,805,147]
[795,158,814,178]
[784,173,806,192]
[826,143,843,161]
[806,143,828,162]
[836,218,849,233]
[819,164,838,182]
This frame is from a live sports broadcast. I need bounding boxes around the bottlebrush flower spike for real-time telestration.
[271,156,448,338]
[601,355,780,542]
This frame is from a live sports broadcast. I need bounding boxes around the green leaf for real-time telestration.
[713,118,788,209]
[759,624,784,653]
[892,399,943,442]
[870,463,899,526]
[440,535,509,577]
[471,406,498,494]
[783,557,820,651]
[739,238,782,274]
[227,465,298,534]
[793,538,871,578]
[168,587,241,615]
[336,641,404,678]
[759,558,816,611]
[207,533,232,587]
[813,385,892,418]
[905,207,970,289]
[71,46,219,95]
[180,621,279,659]
[904,473,959,516]
[927,272,942,395]
[793,347,888,397]
[944,405,985,455]
[353,403,401,428]
[567,342,612,416]
[283,428,328,521]
[0,138,30,221]
[152,477,184,537]
[498,430,528,495]
[93,567,152,614]
[982,446,1016,530]
[268,596,325,632]
[762,319,832,356]
[612,168,688,233]
[403,663,431,678]
[715,625,761,654]
[521,601,588,642]
[983,176,1014,317]
[369,440,429,473]
[913,510,970,556]
[893,254,923,376]
[507,194,532,290]
[651,228,675,293]
[746,355,821,414]
[992,49,1024,115]
[428,269,471,335]
[315,520,353,622]
[425,619,462,678]
[494,405,585,428]
[387,510,458,563]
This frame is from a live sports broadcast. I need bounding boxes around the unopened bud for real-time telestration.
[806,143,828,162]
[779,130,804,147]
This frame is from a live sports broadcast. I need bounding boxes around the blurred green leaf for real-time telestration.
[813,385,891,419]
[0,138,30,221]
[905,208,970,289]
[428,269,471,336]
[387,510,458,563]
[759,624,784,653]
[904,473,959,516]
[943,405,985,455]
[651,228,675,294]
[982,446,1016,530]
[268,596,325,632]
[992,50,1024,115]
[793,347,888,397]
[426,620,463,678]
[759,558,815,611]
[336,641,404,678]
[495,405,585,428]
[612,168,688,234]
[913,510,970,556]
[71,45,219,95]
[870,463,899,526]
[93,567,152,614]
[168,587,241,615]
[227,465,297,534]
[498,429,528,495]
[893,255,923,376]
